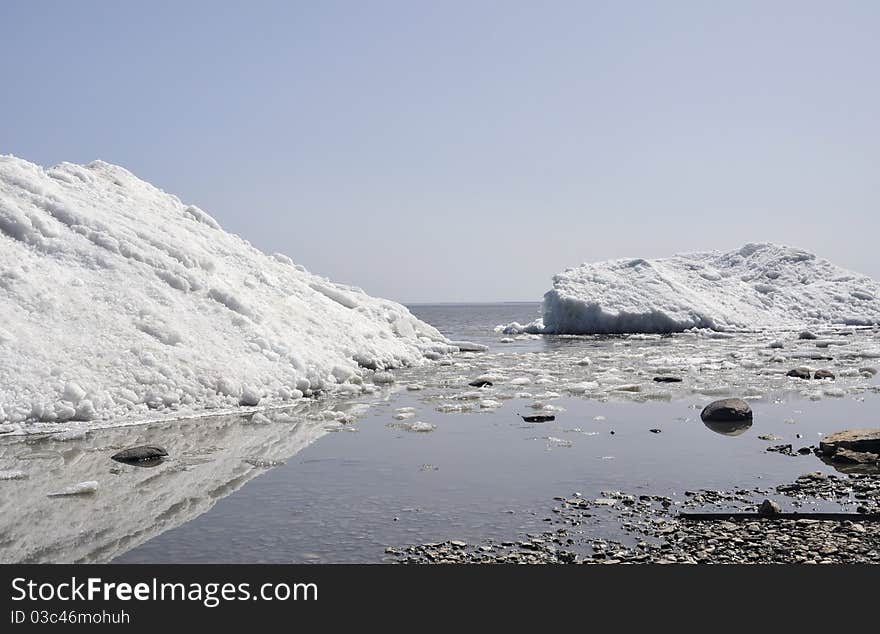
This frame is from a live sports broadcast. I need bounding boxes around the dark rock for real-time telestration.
[758,499,782,516]
[797,447,813,455]
[649,429,662,434]
[799,331,818,340]
[700,398,753,423]
[767,444,794,456]
[827,447,880,465]
[653,376,682,383]
[111,445,168,465]
[521,414,555,423]
[787,367,812,380]
[813,369,835,380]
[468,379,493,388]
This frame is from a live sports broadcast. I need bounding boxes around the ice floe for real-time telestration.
[503,244,880,335]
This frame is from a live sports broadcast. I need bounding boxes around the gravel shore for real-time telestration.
[387,473,880,564]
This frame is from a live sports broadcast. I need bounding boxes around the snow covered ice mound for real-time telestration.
[508,244,880,335]
[0,155,459,429]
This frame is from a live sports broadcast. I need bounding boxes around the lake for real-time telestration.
[1,303,878,563]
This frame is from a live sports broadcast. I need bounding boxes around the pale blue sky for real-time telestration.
[2,1,878,302]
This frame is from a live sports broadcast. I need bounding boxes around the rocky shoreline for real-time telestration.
[387,473,880,564]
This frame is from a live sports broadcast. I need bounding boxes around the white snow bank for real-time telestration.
[506,244,880,335]
[0,155,456,428]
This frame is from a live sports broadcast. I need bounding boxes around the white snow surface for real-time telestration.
[0,155,459,428]
[510,244,880,335]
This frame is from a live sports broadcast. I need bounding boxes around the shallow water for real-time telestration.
[1,303,878,563]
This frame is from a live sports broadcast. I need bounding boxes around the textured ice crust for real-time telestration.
[0,155,464,429]
[509,244,880,335]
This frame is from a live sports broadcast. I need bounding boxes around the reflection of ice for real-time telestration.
[0,405,333,563]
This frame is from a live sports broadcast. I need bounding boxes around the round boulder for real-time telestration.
[786,367,812,380]
[700,398,753,424]
[813,369,835,380]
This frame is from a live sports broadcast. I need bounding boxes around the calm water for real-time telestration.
[1,303,877,563]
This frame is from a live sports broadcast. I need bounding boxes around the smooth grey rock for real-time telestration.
[111,445,168,464]
[799,331,818,340]
[700,398,753,423]
[813,369,835,380]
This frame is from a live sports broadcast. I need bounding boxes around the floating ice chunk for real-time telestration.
[436,403,470,413]
[405,421,436,432]
[510,377,532,386]
[575,357,593,366]
[546,436,572,448]
[568,381,599,394]
[48,481,98,497]
[0,470,27,481]
[535,391,561,399]
[454,390,483,400]
[373,371,395,385]
[479,399,502,408]
[609,384,641,393]
[449,341,488,352]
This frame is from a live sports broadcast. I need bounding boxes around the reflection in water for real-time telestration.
[702,418,753,437]
[817,453,880,475]
[0,406,336,563]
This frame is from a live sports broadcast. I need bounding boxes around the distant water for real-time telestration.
[408,302,541,349]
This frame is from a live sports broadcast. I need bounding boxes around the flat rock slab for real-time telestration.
[521,414,555,423]
[819,429,880,456]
